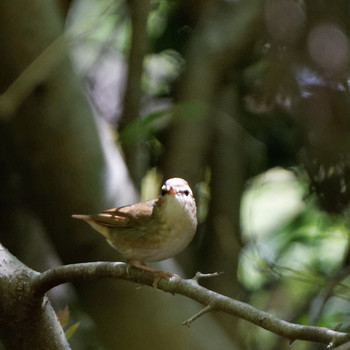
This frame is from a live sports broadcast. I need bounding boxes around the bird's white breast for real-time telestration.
[150,193,197,261]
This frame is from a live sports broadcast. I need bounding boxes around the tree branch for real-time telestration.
[119,0,152,184]
[0,245,71,349]
[31,261,350,347]
[334,340,350,350]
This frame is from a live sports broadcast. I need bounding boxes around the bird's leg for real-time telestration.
[127,260,178,287]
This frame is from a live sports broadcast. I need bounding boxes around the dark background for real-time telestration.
[1,1,350,349]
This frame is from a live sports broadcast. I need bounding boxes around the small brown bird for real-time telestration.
[72,178,197,278]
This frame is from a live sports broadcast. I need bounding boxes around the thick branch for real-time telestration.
[0,245,70,349]
[31,261,350,347]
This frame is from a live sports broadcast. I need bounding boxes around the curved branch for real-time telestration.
[0,245,70,349]
[31,261,350,347]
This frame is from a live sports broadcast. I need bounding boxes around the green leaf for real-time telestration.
[65,322,80,340]
[119,100,209,145]
[119,109,170,145]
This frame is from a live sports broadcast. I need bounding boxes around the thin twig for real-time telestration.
[194,271,224,283]
[182,305,214,327]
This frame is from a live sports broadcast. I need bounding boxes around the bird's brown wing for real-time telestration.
[89,199,156,228]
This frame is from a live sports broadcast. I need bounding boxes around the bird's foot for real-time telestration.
[127,260,179,288]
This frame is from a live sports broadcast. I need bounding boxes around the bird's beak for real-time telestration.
[169,186,176,195]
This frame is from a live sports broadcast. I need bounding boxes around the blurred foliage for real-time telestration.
[118,100,207,144]
[241,168,348,288]
[57,306,80,340]
[18,0,350,348]
[240,168,350,347]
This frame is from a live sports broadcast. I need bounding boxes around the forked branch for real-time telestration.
[31,261,350,348]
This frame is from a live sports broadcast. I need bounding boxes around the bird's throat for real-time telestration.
[157,194,196,232]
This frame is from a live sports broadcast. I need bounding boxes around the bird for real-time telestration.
[72,178,197,282]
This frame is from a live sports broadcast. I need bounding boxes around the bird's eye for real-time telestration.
[184,190,190,196]
[161,189,168,196]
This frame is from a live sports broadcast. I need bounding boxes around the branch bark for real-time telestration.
[2,238,349,349]
[0,245,70,350]
[31,260,350,348]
